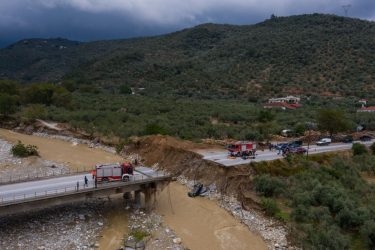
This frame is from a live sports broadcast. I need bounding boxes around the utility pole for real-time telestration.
[306,122,312,159]
[342,4,351,17]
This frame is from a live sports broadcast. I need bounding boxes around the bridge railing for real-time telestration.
[0,172,169,206]
[0,166,94,185]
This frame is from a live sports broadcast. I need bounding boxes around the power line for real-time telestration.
[342,4,351,17]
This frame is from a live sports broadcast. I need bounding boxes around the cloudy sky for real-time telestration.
[0,0,374,47]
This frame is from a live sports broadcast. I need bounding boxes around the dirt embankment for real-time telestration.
[129,135,262,211]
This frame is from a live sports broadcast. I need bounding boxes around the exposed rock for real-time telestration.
[172,238,182,244]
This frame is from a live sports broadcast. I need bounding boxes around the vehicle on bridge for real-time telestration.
[93,162,134,182]
[227,141,256,159]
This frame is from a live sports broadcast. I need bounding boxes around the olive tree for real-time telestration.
[317,109,350,137]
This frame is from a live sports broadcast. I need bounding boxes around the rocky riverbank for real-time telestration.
[176,176,292,250]
[126,210,186,250]
[0,201,106,250]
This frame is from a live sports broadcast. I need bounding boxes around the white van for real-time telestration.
[316,138,331,146]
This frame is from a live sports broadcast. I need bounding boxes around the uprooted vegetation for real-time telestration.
[127,135,375,249]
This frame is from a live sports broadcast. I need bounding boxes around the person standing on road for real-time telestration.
[76,181,79,191]
[84,176,88,187]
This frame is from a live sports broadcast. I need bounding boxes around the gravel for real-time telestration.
[0,202,106,250]
[127,209,186,250]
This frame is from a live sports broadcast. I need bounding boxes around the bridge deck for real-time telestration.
[0,166,169,207]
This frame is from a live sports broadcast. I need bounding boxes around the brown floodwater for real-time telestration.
[0,129,267,250]
[98,196,129,250]
[156,182,267,250]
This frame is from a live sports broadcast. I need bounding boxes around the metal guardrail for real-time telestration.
[0,172,170,206]
[0,166,95,185]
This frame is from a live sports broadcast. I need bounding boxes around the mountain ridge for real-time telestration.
[1,14,375,99]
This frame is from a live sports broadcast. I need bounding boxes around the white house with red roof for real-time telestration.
[357,106,375,113]
[264,96,302,110]
[357,99,375,113]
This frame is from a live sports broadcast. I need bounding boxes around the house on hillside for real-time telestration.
[357,99,375,113]
[263,95,302,110]
[357,106,375,113]
[358,99,368,108]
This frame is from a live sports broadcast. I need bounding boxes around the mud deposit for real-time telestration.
[0,128,122,171]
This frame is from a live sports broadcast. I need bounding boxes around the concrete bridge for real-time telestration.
[0,166,170,217]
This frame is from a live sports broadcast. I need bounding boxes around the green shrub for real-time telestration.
[20,104,47,122]
[129,230,149,241]
[119,84,132,95]
[143,123,168,135]
[370,142,375,155]
[352,143,368,156]
[11,141,39,157]
[360,220,375,249]
[115,139,130,154]
[0,93,18,116]
[303,223,349,250]
[253,174,286,197]
[260,197,280,216]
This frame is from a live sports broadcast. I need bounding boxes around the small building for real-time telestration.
[357,106,375,113]
[264,95,302,110]
[358,99,368,108]
[268,96,301,104]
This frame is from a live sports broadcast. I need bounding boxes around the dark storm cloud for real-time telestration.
[0,0,374,47]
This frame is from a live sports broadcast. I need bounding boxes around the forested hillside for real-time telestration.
[1,14,375,99]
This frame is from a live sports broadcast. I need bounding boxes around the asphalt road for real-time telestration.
[200,140,375,167]
[0,167,159,203]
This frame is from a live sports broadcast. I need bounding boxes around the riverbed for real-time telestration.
[0,129,267,250]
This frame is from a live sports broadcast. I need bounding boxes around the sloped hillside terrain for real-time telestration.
[1,14,375,99]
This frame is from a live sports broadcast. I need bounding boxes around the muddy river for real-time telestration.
[0,129,267,250]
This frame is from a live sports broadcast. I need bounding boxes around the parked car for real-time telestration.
[283,147,307,156]
[360,135,372,142]
[276,140,303,151]
[316,138,331,146]
[341,135,353,143]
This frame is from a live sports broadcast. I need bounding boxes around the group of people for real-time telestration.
[268,143,288,156]
[76,175,89,191]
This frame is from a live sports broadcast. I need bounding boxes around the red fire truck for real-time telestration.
[227,141,257,158]
[93,162,134,182]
